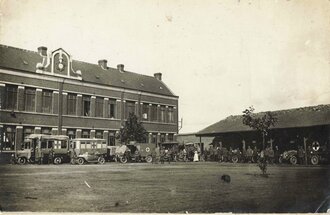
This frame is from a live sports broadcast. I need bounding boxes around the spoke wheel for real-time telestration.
[53,157,62,165]
[146,156,153,163]
[232,156,239,163]
[290,156,297,165]
[77,158,85,165]
[98,157,105,164]
[310,155,319,165]
[120,156,128,164]
[17,157,27,165]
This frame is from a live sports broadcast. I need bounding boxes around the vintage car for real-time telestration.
[69,138,107,165]
[115,143,155,163]
[160,141,179,162]
[279,150,298,165]
[308,141,329,165]
[16,134,70,164]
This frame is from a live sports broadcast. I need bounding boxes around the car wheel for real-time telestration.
[232,156,239,163]
[17,157,27,165]
[77,158,85,165]
[146,156,153,163]
[311,155,319,165]
[98,157,105,164]
[53,157,62,165]
[120,156,128,164]
[290,156,297,165]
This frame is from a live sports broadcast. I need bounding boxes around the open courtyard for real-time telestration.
[0,162,329,213]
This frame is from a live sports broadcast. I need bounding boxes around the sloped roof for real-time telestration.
[0,44,177,97]
[197,104,330,136]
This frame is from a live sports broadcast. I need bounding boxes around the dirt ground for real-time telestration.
[0,162,329,213]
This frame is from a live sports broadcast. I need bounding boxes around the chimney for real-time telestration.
[117,64,124,72]
[154,73,162,81]
[37,46,47,56]
[98,59,108,70]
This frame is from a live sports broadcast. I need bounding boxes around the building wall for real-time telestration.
[176,134,214,150]
[0,69,178,150]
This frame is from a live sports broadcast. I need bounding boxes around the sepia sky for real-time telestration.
[0,0,329,133]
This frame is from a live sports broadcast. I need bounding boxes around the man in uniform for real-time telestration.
[246,146,253,163]
[297,145,305,165]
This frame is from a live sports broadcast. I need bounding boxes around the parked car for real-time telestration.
[115,143,155,163]
[279,150,298,165]
[69,138,107,165]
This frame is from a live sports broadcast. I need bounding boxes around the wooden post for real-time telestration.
[303,137,308,165]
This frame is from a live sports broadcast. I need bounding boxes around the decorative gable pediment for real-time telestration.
[36,48,82,80]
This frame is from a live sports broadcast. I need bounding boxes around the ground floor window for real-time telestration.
[1,126,15,151]
[95,130,103,139]
[108,132,116,146]
[82,130,90,138]
[67,129,76,140]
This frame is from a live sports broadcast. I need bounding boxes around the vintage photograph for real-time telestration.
[0,0,329,213]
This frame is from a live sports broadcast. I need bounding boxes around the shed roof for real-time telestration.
[0,44,177,97]
[196,104,330,136]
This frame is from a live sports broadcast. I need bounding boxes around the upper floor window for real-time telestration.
[67,93,77,115]
[150,104,157,121]
[108,99,116,118]
[160,106,166,122]
[5,85,17,110]
[160,134,165,143]
[42,90,52,113]
[83,96,91,116]
[24,88,36,112]
[95,97,104,117]
[142,103,149,120]
[125,101,135,119]
[168,107,174,123]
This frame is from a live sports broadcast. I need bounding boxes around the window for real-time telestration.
[41,140,47,149]
[61,140,67,149]
[67,129,76,140]
[5,85,17,110]
[168,134,174,142]
[41,128,51,135]
[168,107,174,123]
[24,88,36,112]
[80,141,86,149]
[108,132,116,146]
[160,134,165,143]
[150,105,157,121]
[83,96,91,116]
[95,97,103,117]
[95,130,103,139]
[47,140,53,149]
[82,130,90,138]
[108,99,116,118]
[125,101,135,118]
[161,106,165,122]
[2,126,15,151]
[67,94,77,115]
[152,133,157,144]
[42,90,52,113]
[23,127,34,144]
[142,104,149,120]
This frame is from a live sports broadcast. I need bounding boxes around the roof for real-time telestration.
[0,44,177,97]
[196,104,330,136]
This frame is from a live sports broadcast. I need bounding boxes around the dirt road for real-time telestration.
[0,162,328,213]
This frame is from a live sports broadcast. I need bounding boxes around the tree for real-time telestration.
[242,106,277,175]
[116,112,147,144]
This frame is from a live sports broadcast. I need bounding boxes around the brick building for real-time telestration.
[0,45,178,151]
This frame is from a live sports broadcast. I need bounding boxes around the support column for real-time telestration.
[103,98,109,118]
[157,133,161,145]
[62,92,68,115]
[148,132,152,144]
[52,91,59,114]
[0,83,6,109]
[173,106,178,124]
[90,129,96,139]
[148,104,152,122]
[35,88,42,113]
[0,125,3,151]
[165,133,169,142]
[304,137,308,165]
[76,94,82,116]
[17,86,25,111]
[34,127,41,134]
[122,100,126,120]
[103,130,109,145]
[140,102,144,120]
[76,129,82,138]
[165,106,169,123]
[242,139,246,151]
[90,96,96,117]
[15,126,23,152]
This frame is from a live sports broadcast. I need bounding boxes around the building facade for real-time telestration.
[0,45,178,151]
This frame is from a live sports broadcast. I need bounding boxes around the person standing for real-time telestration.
[252,146,258,163]
[193,151,199,162]
[246,146,253,163]
[297,146,305,165]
